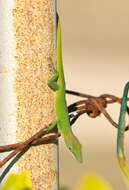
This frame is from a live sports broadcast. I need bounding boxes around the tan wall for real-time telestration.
[58,0,129,189]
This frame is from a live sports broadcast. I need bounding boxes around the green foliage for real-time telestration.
[1,171,32,190]
[60,187,69,190]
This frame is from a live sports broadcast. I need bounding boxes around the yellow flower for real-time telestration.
[1,171,32,190]
[76,174,112,190]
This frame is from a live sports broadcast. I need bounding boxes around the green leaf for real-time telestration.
[60,186,69,190]
[76,174,112,190]
[1,171,32,190]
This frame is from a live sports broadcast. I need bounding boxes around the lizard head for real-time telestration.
[65,135,83,163]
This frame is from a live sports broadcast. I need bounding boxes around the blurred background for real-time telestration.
[58,0,129,189]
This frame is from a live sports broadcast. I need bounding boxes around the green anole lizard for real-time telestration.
[48,15,82,163]
[117,81,129,180]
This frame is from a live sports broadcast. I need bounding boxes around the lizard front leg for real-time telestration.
[48,68,59,91]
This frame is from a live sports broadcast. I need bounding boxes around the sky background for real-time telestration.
[58,0,129,189]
